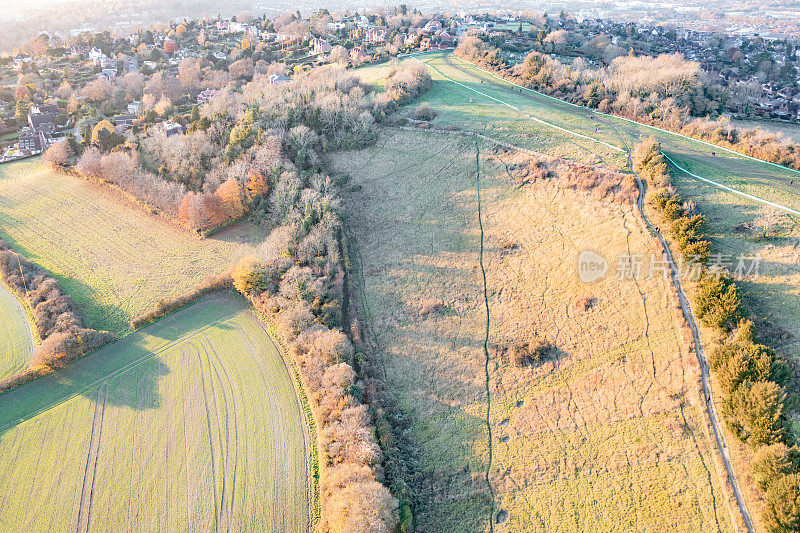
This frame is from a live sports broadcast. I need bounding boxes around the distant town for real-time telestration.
[2,8,800,162]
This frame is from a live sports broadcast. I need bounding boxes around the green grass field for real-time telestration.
[0,158,265,335]
[0,281,34,379]
[0,293,311,531]
[334,129,735,532]
[357,52,800,213]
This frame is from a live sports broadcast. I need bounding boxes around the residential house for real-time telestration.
[436,30,453,45]
[229,21,247,33]
[424,20,443,33]
[98,68,117,81]
[28,105,56,134]
[197,88,218,104]
[350,46,372,64]
[269,73,291,85]
[18,127,41,151]
[113,114,136,134]
[366,28,389,44]
[311,38,332,55]
[161,121,185,137]
[88,48,106,65]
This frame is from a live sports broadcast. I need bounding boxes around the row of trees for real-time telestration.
[217,61,414,531]
[76,149,187,217]
[681,118,800,172]
[633,140,798,532]
[634,140,713,264]
[230,155,398,531]
[0,241,114,391]
[456,36,800,171]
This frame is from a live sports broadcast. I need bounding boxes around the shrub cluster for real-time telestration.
[381,60,432,106]
[498,148,638,204]
[634,138,712,263]
[681,118,800,172]
[710,319,800,532]
[500,338,552,367]
[411,102,436,122]
[0,241,114,392]
[633,140,800,531]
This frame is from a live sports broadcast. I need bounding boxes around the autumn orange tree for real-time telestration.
[216,177,246,219]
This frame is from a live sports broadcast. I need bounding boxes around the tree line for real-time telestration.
[634,139,800,532]
[0,240,114,392]
[456,36,800,172]
[118,62,436,533]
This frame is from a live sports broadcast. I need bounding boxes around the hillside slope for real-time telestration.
[333,129,735,532]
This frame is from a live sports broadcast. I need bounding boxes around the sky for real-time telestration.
[0,0,82,19]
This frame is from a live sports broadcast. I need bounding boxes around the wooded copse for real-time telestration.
[633,140,799,532]
[0,241,114,392]
[456,36,800,171]
[69,62,408,232]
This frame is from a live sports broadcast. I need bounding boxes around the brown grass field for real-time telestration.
[332,129,737,532]
[0,158,264,335]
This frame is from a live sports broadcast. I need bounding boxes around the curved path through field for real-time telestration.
[0,281,35,379]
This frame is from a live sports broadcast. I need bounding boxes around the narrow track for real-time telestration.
[75,383,108,533]
[629,155,754,533]
[474,137,497,532]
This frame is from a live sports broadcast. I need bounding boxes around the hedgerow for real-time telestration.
[634,139,799,530]
[0,240,114,392]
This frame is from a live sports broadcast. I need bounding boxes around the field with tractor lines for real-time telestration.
[0,280,34,379]
[0,158,265,335]
[333,129,735,532]
[0,293,311,532]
